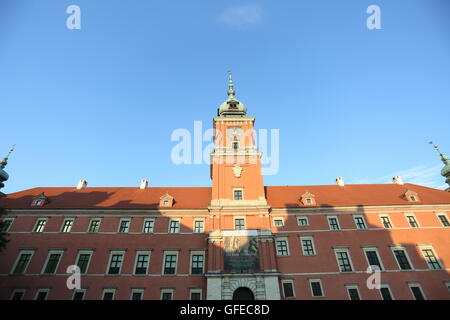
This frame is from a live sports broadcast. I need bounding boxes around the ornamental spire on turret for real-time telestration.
[430,142,450,189]
[0,144,15,190]
[227,70,236,99]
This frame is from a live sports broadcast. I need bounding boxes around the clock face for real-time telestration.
[227,127,243,140]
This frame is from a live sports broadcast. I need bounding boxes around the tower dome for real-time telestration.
[217,71,247,117]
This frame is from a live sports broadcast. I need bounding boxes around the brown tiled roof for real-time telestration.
[0,183,449,210]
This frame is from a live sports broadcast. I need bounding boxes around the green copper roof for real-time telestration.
[217,71,247,117]
[432,144,450,187]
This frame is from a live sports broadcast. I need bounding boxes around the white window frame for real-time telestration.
[379,284,394,300]
[309,279,324,298]
[408,282,426,300]
[418,245,442,270]
[10,289,26,300]
[233,188,244,200]
[327,216,340,230]
[353,215,367,229]
[102,288,116,300]
[189,250,205,275]
[390,246,414,270]
[334,248,354,272]
[281,279,296,298]
[444,281,450,293]
[160,288,174,300]
[11,249,35,274]
[133,250,151,275]
[193,219,205,233]
[404,213,420,228]
[106,250,125,275]
[162,250,179,275]
[33,218,48,232]
[87,218,101,233]
[142,218,155,233]
[61,218,75,233]
[297,216,309,226]
[75,250,93,274]
[1,217,14,232]
[168,219,181,233]
[362,247,384,270]
[346,284,361,300]
[34,288,50,300]
[72,288,87,300]
[118,218,131,233]
[273,217,284,227]
[275,237,290,256]
[436,213,450,227]
[189,288,202,300]
[234,216,246,230]
[300,236,316,256]
[41,249,64,274]
[130,288,145,300]
[379,214,393,229]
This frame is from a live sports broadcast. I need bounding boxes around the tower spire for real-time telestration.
[430,142,450,189]
[0,144,15,169]
[0,144,15,190]
[227,70,235,99]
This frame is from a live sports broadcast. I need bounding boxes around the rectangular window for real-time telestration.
[134,252,150,275]
[34,219,47,232]
[72,289,86,300]
[379,286,393,300]
[275,239,289,256]
[354,216,367,229]
[234,218,245,230]
[297,217,309,226]
[12,251,34,274]
[108,253,124,274]
[0,218,14,232]
[392,248,412,270]
[88,219,101,233]
[310,280,323,297]
[364,249,383,270]
[43,252,62,274]
[130,289,144,300]
[191,254,204,275]
[194,220,204,233]
[421,248,442,270]
[335,249,353,272]
[406,215,419,228]
[327,217,340,230]
[76,252,92,274]
[61,219,74,233]
[347,286,361,300]
[282,280,295,298]
[102,289,115,300]
[300,237,316,256]
[143,219,154,233]
[10,289,26,300]
[273,219,284,227]
[169,220,180,233]
[190,289,202,300]
[161,289,173,300]
[438,215,450,227]
[35,289,49,300]
[118,219,130,233]
[163,252,178,275]
[380,216,392,228]
[233,189,243,200]
[409,283,426,300]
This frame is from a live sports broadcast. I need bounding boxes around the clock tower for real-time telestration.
[210,72,267,208]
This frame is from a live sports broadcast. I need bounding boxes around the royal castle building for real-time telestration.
[1,75,450,300]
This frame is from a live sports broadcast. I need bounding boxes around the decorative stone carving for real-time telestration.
[233,164,243,178]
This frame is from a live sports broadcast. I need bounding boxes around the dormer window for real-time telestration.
[31,193,48,207]
[300,192,316,206]
[403,189,420,202]
[159,193,174,207]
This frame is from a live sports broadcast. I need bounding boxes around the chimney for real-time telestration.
[336,177,345,187]
[139,179,148,189]
[392,176,404,185]
[77,179,87,189]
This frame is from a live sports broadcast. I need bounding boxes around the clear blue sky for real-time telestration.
[1,0,449,193]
